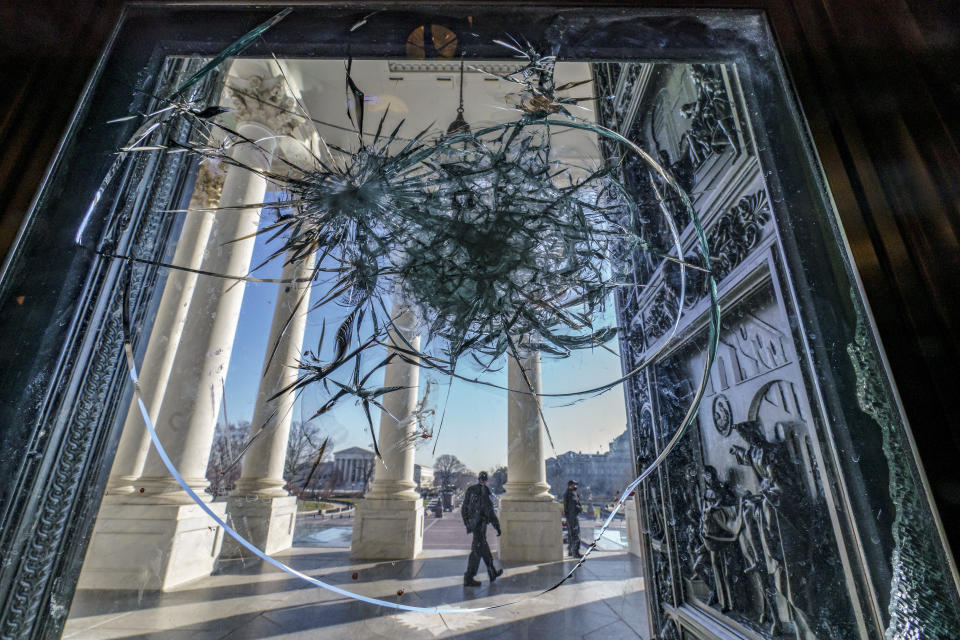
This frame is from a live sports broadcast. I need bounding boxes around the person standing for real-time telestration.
[461,471,503,586]
[564,480,584,558]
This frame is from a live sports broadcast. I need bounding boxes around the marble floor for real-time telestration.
[64,513,649,639]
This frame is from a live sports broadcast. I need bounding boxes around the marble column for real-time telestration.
[221,251,315,558]
[136,125,277,500]
[105,163,224,496]
[78,123,278,591]
[351,303,424,559]
[498,347,562,563]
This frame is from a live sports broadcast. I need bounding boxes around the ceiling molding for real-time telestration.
[387,60,524,74]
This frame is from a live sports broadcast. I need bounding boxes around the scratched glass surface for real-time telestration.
[49,8,960,640]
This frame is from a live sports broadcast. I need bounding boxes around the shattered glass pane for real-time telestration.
[0,5,953,640]
[64,31,700,638]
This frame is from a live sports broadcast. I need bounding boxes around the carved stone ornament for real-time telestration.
[646,480,667,544]
[593,63,622,140]
[188,161,226,210]
[711,394,733,436]
[679,63,740,168]
[388,60,522,74]
[653,546,674,606]
[634,403,655,466]
[643,284,679,342]
[707,190,771,281]
[227,74,305,136]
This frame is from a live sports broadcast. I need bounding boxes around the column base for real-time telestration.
[498,499,562,563]
[122,476,211,504]
[624,496,643,559]
[350,498,423,560]
[77,502,226,591]
[220,495,297,558]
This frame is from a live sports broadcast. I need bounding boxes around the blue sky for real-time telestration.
[223,197,628,473]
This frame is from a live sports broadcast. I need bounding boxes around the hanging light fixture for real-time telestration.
[445,56,471,138]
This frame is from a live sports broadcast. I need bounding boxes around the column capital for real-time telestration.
[226,74,306,137]
[188,161,227,210]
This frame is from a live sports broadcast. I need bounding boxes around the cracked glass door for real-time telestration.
[0,5,956,640]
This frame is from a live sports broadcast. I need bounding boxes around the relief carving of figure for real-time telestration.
[732,420,818,639]
[694,461,779,632]
[669,415,834,637]
[697,465,743,612]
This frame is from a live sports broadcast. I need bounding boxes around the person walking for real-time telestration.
[461,471,504,586]
[564,480,584,558]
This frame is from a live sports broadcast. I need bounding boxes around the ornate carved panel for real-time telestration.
[608,60,958,640]
[704,191,771,281]
[659,283,855,638]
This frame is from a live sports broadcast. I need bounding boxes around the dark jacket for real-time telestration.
[564,487,583,519]
[462,483,501,533]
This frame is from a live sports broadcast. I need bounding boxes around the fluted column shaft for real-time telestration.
[498,345,561,563]
[106,169,222,495]
[503,349,552,502]
[350,301,424,559]
[233,250,315,497]
[365,303,420,500]
[137,124,277,501]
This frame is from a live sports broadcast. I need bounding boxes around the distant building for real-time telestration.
[414,464,434,491]
[333,447,375,492]
[546,429,634,498]
[284,460,336,495]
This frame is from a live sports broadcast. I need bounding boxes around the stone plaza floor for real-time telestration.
[64,510,650,639]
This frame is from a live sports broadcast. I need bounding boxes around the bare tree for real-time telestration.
[206,420,249,497]
[284,420,327,484]
[489,465,508,494]
[454,470,476,491]
[434,454,466,489]
[284,423,336,497]
[319,466,342,496]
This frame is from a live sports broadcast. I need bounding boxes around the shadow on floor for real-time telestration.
[65,548,649,639]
